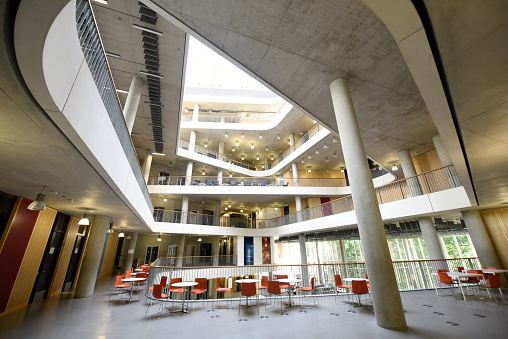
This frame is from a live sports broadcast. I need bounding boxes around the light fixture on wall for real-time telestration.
[256,156,260,160]
[392,164,398,171]
[333,137,338,143]
[204,142,208,148]
[241,133,244,139]
[251,143,254,149]
[107,222,114,233]
[276,134,280,140]
[78,209,90,226]
[235,141,239,146]
[157,233,162,242]
[163,197,167,202]
[28,186,47,211]
[197,238,202,242]
[323,143,328,149]
[118,232,125,238]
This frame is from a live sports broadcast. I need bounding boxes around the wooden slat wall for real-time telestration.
[5,207,57,314]
[98,232,119,278]
[412,150,443,174]
[47,216,80,298]
[480,208,508,272]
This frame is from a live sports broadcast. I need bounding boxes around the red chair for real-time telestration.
[481,274,503,302]
[277,274,289,290]
[300,276,318,308]
[256,275,268,294]
[190,278,208,309]
[109,275,131,301]
[213,277,231,309]
[239,282,258,314]
[149,276,168,291]
[350,280,371,312]
[265,280,284,314]
[457,266,465,272]
[437,271,458,297]
[125,270,133,279]
[334,274,352,297]
[365,273,371,288]
[145,284,170,317]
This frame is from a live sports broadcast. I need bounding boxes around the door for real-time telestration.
[199,243,212,265]
[62,224,87,291]
[30,213,70,303]
[167,245,177,266]
[144,246,159,264]
[320,197,332,216]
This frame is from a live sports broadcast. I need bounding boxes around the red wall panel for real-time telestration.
[0,198,39,313]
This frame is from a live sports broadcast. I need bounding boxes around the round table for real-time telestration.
[277,278,301,308]
[121,277,146,302]
[342,278,369,282]
[171,282,198,313]
[134,269,143,272]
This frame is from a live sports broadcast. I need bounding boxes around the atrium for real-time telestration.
[0,0,507,336]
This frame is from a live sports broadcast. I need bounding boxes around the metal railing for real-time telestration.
[149,175,347,187]
[75,0,152,213]
[143,257,482,301]
[153,166,460,229]
[181,115,275,124]
[155,256,237,267]
[178,124,326,171]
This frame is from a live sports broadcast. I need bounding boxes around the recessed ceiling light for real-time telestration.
[277,134,280,140]
[225,132,228,138]
[241,133,244,138]
[235,141,239,146]
[392,164,398,171]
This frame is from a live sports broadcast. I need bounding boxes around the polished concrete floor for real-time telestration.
[1,276,507,339]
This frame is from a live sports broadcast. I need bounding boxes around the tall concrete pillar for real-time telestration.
[299,234,309,285]
[176,235,185,267]
[185,161,193,186]
[181,196,189,224]
[339,240,347,263]
[212,236,220,266]
[142,149,153,183]
[253,237,263,265]
[418,217,445,260]
[432,135,452,166]
[292,163,299,186]
[462,210,501,268]
[289,133,295,147]
[295,195,303,222]
[214,200,221,226]
[217,169,223,185]
[235,236,244,266]
[123,76,144,133]
[192,103,199,123]
[74,215,110,298]
[330,78,406,330]
[122,232,139,272]
[398,149,423,197]
[189,130,197,152]
[218,141,224,162]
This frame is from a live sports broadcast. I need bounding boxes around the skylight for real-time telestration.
[183,37,282,105]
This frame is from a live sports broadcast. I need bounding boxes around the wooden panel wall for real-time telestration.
[47,216,80,298]
[4,204,57,315]
[412,149,443,174]
[98,232,120,278]
[480,208,508,271]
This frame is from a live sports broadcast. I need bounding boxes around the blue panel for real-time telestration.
[97,233,109,277]
[244,236,254,265]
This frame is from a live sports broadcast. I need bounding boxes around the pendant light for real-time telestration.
[27,186,47,211]
[78,209,90,226]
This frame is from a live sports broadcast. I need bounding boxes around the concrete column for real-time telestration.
[142,149,153,183]
[212,236,220,266]
[432,135,452,166]
[462,210,502,268]
[217,169,223,185]
[192,103,199,123]
[123,76,144,133]
[181,196,189,224]
[214,200,221,226]
[189,130,197,152]
[235,236,244,266]
[292,163,299,187]
[122,232,139,272]
[398,149,423,197]
[289,133,295,146]
[74,215,110,298]
[418,217,445,260]
[185,160,193,186]
[295,195,303,222]
[270,237,276,264]
[176,235,185,267]
[299,234,309,285]
[218,141,224,162]
[253,237,263,265]
[339,240,347,263]
[330,78,406,330]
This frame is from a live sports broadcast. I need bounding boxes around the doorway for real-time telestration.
[144,246,159,264]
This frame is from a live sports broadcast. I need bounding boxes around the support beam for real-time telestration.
[418,217,445,260]
[123,76,144,133]
[142,149,153,183]
[122,232,138,272]
[398,149,422,197]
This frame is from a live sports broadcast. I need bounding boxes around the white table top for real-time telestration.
[483,269,508,274]
[122,278,145,282]
[447,272,483,278]
[234,279,259,283]
[171,281,198,287]
[134,269,143,272]
[277,278,301,283]
[342,278,369,282]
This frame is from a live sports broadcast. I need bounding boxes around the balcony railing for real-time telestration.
[149,175,347,187]
[181,115,275,124]
[144,257,482,301]
[155,255,237,267]
[152,166,460,228]
[179,124,326,171]
[75,0,152,212]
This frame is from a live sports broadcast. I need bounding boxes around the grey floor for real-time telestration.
[1,276,507,339]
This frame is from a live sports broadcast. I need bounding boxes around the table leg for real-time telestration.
[458,280,466,302]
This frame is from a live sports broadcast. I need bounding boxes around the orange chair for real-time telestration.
[213,277,231,309]
[481,274,503,302]
[437,271,458,297]
[266,280,284,314]
[437,269,449,272]
[350,280,371,312]
[169,277,187,301]
[145,284,170,317]
[457,266,465,272]
[149,276,168,291]
[277,274,289,290]
[365,273,371,288]
[300,276,318,308]
[334,274,352,296]
[109,275,131,301]
[256,275,268,295]
[190,278,208,309]
[125,270,133,279]
[239,282,258,314]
